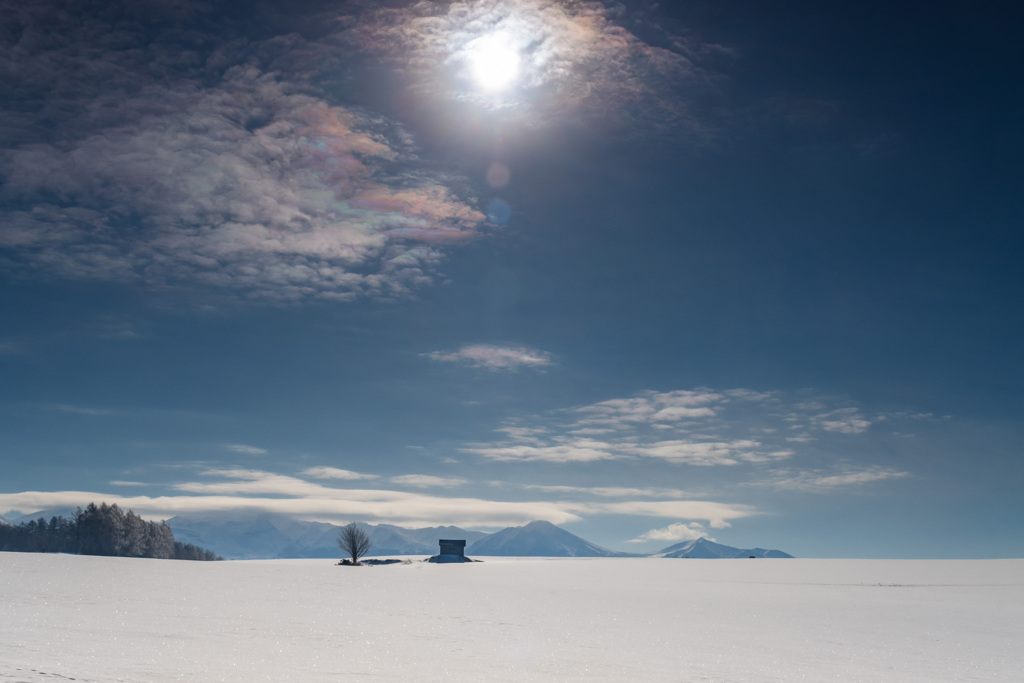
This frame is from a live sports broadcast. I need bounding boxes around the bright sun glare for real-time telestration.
[468,34,520,91]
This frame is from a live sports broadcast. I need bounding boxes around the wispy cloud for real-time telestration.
[36,403,226,423]
[223,444,268,456]
[463,438,617,463]
[623,440,792,466]
[44,404,114,417]
[464,388,784,464]
[302,467,379,481]
[747,467,911,492]
[389,474,467,488]
[461,388,916,472]
[576,389,726,427]
[812,408,873,434]
[424,344,553,370]
[522,485,692,499]
[464,437,791,465]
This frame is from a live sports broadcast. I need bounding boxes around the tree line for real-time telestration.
[0,502,222,561]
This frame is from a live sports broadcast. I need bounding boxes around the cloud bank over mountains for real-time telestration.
[0,468,754,531]
[0,386,921,543]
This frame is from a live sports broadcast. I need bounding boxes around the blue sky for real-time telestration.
[1,0,1021,558]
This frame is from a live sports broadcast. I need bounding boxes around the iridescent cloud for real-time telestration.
[0,2,486,302]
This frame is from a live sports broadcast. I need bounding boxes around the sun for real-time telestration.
[467,33,521,91]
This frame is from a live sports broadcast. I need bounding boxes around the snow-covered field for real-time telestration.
[2,553,1021,682]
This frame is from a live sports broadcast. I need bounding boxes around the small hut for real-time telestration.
[426,538,476,563]
[438,539,466,558]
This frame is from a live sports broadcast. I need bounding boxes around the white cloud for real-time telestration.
[566,428,619,436]
[724,389,777,402]
[624,440,791,466]
[522,485,691,498]
[495,426,549,442]
[576,390,724,427]
[174,469,340,498]
[748,467,911,492]
[0,466,761,531]
[886,411,938,421]
[627,522,711,544]
[815,408,872,434]
[462,439,618,462]
[651,406,717,421]
[424,344,553,370]
[467,435,792,466]
[302,467,379,481]
[0,485,582,529]
[224,444,267,455]
[389,474,467,488]
[462,388,897,473]
[813,470,907,486]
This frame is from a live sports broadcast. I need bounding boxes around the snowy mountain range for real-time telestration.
[163,514,791,560]
[166,513,491,560]
[4,507,793,560]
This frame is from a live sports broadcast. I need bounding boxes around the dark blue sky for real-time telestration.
[1,0,1021,557]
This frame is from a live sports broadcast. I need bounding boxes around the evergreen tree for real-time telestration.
[121,510,148,558]
[145,521,175,559]
[76,503,122,556]
[1,503,221,560]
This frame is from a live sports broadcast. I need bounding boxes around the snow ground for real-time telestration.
[2,553,1021,682]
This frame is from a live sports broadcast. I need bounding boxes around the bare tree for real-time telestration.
[337,522,372,565]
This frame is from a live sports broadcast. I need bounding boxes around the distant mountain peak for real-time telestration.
[466,519,640,557]
[654,536,792,559]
